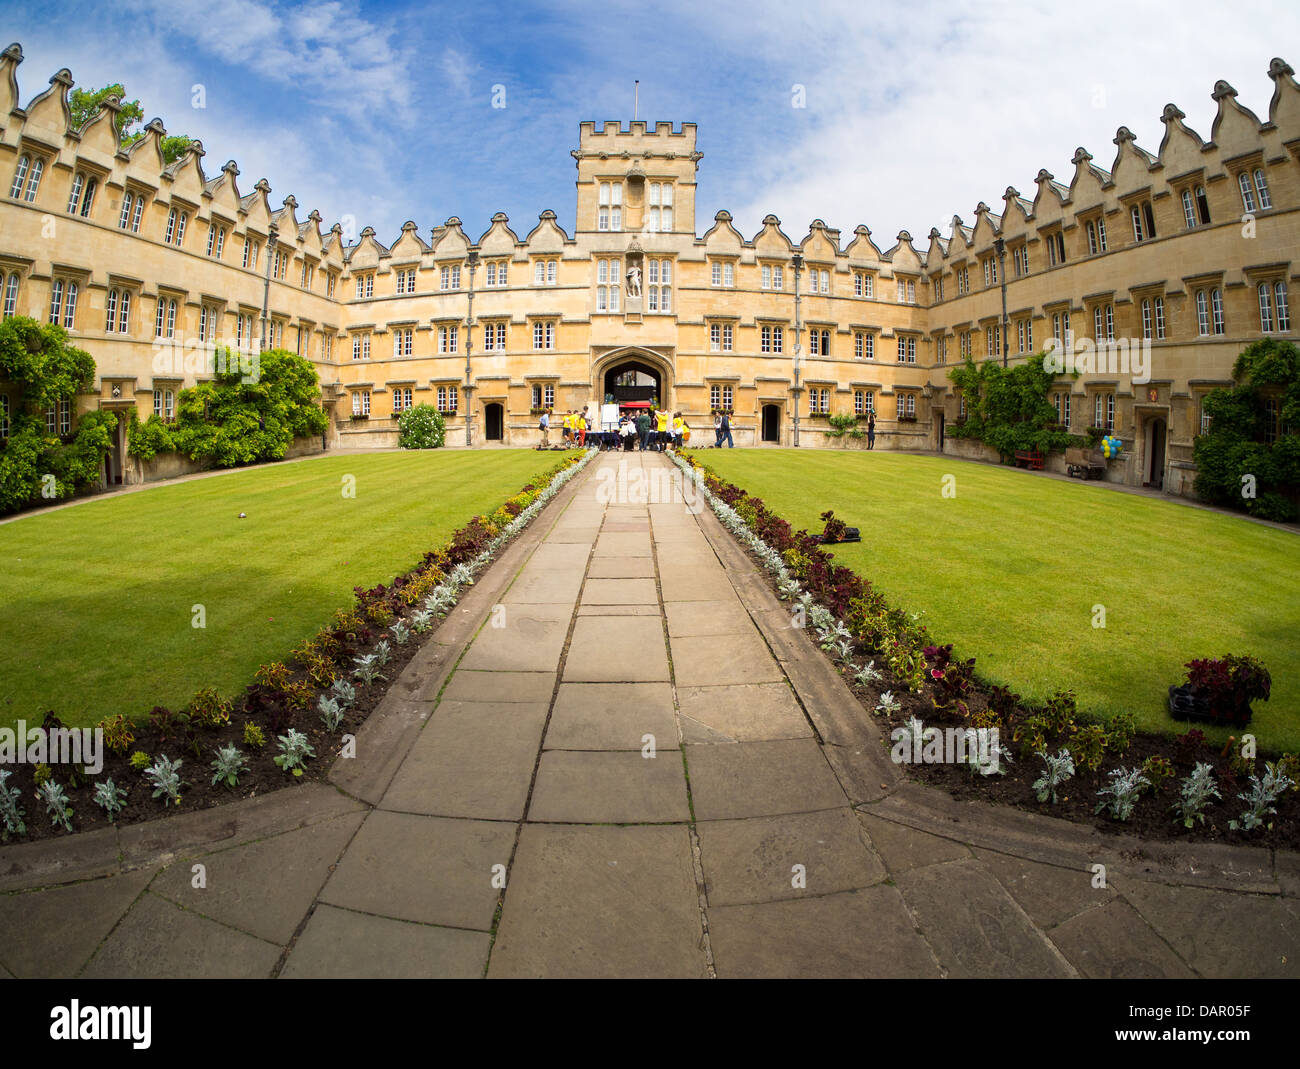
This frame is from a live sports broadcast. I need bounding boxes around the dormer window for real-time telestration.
[1181,186,1211,228]
[1130,201,1156,243]
[9,154,45,202]
[1238,169,1272,213]
[66,171,97,217]
[1045,231,1066,266]
[118,189,145,231]
[439,264,462,291]
[484,261,509,287]
[1085,216,1108,254]
[165,207,189,247]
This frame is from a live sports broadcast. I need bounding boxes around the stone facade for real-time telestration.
[0,41,1297,494]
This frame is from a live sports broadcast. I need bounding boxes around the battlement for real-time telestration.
[577,120,698,154]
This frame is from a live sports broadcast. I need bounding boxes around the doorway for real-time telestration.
[485,403,503,442]
[761,404,780,443]
[103,411,125,485]
[1147,417,1166,489]
[936,412,945,451]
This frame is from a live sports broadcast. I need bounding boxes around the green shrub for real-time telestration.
[399,404,447,449]
[127,413,175,461]
[1193,339,1299,521]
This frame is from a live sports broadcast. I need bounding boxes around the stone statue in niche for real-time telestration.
[625,265,642,297]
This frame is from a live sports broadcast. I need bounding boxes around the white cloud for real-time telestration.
[120,0,420,121]
[663,0,1300,248]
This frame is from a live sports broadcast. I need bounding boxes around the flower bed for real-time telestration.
[0,449,595,843]
[671,451,1300,847]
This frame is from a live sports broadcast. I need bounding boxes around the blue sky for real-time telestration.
[4,0,1299,251]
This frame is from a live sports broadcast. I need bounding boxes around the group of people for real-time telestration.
[536,405,748,450]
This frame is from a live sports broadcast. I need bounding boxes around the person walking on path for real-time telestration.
[538,408,550,449]
[718,411,734,448]
[577,406,589,448]
[866,411,876,450]
[713,413,723,447]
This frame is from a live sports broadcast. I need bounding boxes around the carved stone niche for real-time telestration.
[624,239,644,312]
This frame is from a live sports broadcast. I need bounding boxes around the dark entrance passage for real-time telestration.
[603,361,661,405]
[1148,417,1166,489]
[761,404,780,443]
[485,402,503,442]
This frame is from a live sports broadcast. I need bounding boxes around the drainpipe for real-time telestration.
[464,249,479,446]
[260,223,278,352]
[792,252,803,447]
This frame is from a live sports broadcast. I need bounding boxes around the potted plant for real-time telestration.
[1169,654,1271,726]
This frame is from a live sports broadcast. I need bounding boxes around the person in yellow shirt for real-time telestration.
[671,413,684,450]
[655,407,669,452]
[577,406,588,447]
[562,411,574,446]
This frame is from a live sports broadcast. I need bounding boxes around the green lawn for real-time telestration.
[0,450,559,730]
[696,448,1300,751]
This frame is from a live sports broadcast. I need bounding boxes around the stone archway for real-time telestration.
[592,348,674,409]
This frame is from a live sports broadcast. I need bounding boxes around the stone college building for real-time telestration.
[1,43,1298,496]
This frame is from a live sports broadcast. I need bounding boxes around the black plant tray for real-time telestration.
[1168,684,1251,727]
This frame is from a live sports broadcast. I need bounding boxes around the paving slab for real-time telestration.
[149,811,366,945]
[697,808,886,907]
[686,739,847,820]
[280,904,490,979]
[1049,897,1197,978]
[442,669,555,704]
[576,604,661,616]
[528,750,690,823]
[659,566,738,602]
[488,824,708,978]
[708,886,941,978]
[972,847,1115,929]
[545,682,678,751]
[593,531,652,557]
[581,577,659,605]
[381,700,549,820]
[457,603,571,673]
[670,632,785,687]
[587,556,657,578]
[894,858,1076,978]
[319,812,513,931]
[502,545,588,603]
[677,683,812,743]
[665,598,753,638]
[563,615,669,682]
[1120,879,1300,978]
[855,811,972,874]
[0,867,155,978]
[82,891,282,978]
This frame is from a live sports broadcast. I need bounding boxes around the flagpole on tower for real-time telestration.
[634,80,639,121]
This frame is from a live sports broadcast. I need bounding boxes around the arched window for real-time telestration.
[1259,283,1275,333]
[2,272,18,318]
[66,172,85,214]
[119,191,134,229]
[118,290,130,334]
[62,281,78,328]
[105,288,118,332]
[10,154,44,201]
[78,176,96,217]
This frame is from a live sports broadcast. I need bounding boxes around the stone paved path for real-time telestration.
[2,450,1298,978]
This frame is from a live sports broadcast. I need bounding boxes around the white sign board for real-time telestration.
[600,403,620,430]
